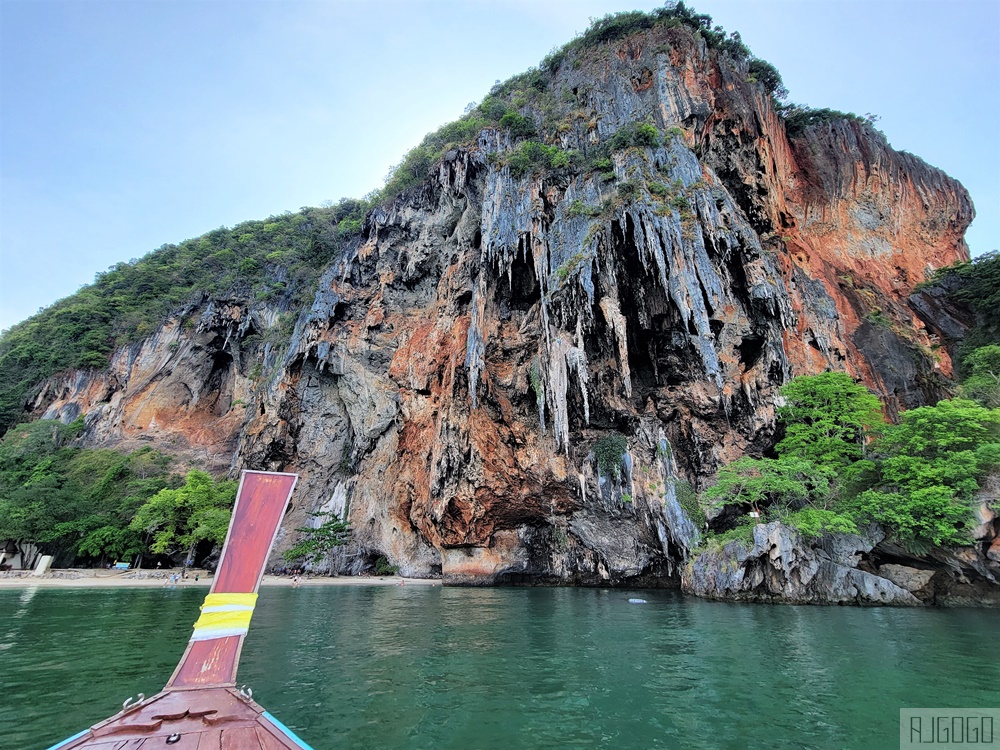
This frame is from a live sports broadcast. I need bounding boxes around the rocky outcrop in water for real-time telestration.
[681,518,1000,607]
[681,522,920,605]
[27,22,992,601]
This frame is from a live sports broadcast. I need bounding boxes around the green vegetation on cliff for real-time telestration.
[777,105,881,137]
[930,250,1000,366]
[594,433,629,480]
[853,398,1000,546]
[282,512,352,565]
[376,1,793,205]
[962,345,1000,408]
[0,200,368,431]
[703,371,1000,550]
[700,255,1000,551]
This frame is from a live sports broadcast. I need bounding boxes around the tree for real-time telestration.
[961,345,1000,408]
[282,513,351,565]
[851,399,1000,547]
[47,446,173,563]
[748,58,788,100]
[878,399,1000,472]
[130,470,236,564]
[703,456,832,511]
[75,524,145,562]
[783,507,858,539]
[701,373,877,538]
[950,251,1000,331]
[852,488,971,547]
[0,419,86,566]
[776,372,883,469]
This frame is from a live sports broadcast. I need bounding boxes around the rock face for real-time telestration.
[681,526,1000,607]
[681,522,920,605]
[28,24,987,598]
[682,510,1000,607]
[34,299,267,474]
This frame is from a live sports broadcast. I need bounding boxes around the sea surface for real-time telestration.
[3,585,998,749]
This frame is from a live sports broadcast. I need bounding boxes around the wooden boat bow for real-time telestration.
[48,470,314,750]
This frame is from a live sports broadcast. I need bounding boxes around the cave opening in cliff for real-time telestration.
[331,301,347,323]
[606,217,684,393]
[204,350,234,415]
[721,246,754,312]
[738,334,765,370]
[496,241,540,314]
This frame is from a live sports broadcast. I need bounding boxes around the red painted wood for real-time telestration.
[168,636,242,688]
[165,735,200,750]
[255,727,291,750]
[56,473,306,748]
[166,471,296,690]
[215,473,297,592]
[61,687,303,749]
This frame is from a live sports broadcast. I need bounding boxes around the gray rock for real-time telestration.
[878,564,936,593]
[681,522,920,605]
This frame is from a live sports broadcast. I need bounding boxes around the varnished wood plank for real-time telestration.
[254,725,291,750]
[220,726,263,750]
[196,729,223,750]
[168,636,242,688]
[52,473,309,749]
[166,734,200,750]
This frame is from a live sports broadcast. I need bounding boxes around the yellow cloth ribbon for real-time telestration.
[190,592,258,641]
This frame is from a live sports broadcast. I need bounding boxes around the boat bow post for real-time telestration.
[48,470,315,750]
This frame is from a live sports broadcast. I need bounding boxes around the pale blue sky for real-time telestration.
[1,0,997,331]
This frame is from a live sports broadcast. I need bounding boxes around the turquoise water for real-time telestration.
[3,585,998,749]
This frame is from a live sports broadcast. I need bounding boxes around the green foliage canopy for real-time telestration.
[962,345,1000,408]
[947,251,1000,343]
[702,374,998,550]
[776,371,884,468]
[783,507,858,539]
[0,201,369,432]
[849,399,1000,547]
[608,122,661,151]
[0,419,181,565]
[130,469,237,561]
[703,455,832,511]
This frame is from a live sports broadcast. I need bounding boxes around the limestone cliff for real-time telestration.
[28,22,993,599]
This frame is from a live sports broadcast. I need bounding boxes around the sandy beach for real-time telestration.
[0,569,441,589]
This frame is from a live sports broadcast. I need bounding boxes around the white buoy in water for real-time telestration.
[628,598,647,604]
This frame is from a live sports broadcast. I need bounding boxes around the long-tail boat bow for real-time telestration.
[48,470,314,750]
